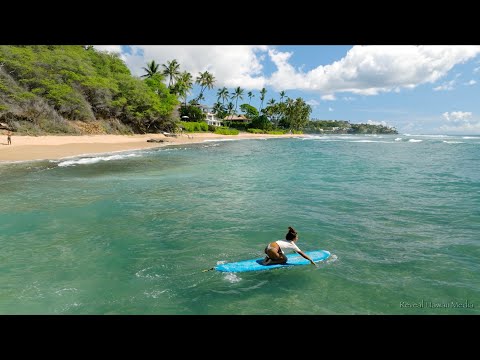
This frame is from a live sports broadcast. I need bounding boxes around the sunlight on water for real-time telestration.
[0,135,479,314]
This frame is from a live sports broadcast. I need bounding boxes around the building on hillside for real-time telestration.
[223,115,250,123]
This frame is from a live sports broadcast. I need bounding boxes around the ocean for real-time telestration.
[0,134,479,314]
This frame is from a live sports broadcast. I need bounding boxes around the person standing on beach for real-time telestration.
[7,131,11,145]
[263,226,317,266]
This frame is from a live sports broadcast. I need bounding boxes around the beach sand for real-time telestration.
[0,132,302,162]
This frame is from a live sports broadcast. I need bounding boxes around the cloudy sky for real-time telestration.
[95,45,480,135]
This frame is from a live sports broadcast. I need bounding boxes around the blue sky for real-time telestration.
[95,45,480,135]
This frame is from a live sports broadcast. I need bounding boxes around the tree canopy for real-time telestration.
[0,46,179,133]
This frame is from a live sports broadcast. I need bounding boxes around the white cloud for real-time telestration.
[321,94,336,101]
[367,119,388,126]
[267,45,480,96]
[106,45,480,98]
[306,99,320,106]
[442,111,472,122]
[465,79,476,85]
[474,66,480,73]
[343,96,355,101]
[94,45,123,53]
[94,46,127,62]
[439,122,480,134]
[434,79,456,91]
[328,107,334,112]
[118,45,268,89]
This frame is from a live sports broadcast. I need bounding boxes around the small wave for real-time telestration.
[349,140,395,143]
[143,289,169,299]
[443,141,464,144]
[203,138,238,142]
[56,153,140,167]
[326,254,338,264]
[395,138,402,141]
[404,134,449,138]
[224,273,241,283]
[135,267,162,279]
[462,136,479,139]
[408,139,423,143]
[301,135,323,140]
[55,287,78,296]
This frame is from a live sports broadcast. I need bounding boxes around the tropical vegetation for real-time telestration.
[0,45,397,135]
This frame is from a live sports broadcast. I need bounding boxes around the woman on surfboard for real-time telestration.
[263,226,316,266]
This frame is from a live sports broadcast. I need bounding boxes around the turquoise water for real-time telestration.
[0,134,479,314]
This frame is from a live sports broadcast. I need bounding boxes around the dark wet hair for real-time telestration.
[286,226,297,240]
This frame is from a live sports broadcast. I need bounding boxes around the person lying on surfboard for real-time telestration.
[263,226,316,266]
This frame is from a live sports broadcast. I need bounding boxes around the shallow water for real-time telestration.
[0,134,478,314]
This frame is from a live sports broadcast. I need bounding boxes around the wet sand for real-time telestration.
[0,132,302,162]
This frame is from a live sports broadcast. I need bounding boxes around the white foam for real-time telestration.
[57,153,140,167]
[54,287,78,296]
[203,138,238,142]
[404,134,449,138]
[326,254,338,264]
[143,289,168,299]
[408,139,423,143]
[462,136,479,139]
[224,273,241,283]
[395,138,402,141]
[443,141,464,144]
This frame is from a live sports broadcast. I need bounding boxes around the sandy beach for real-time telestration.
[0,132,302,162]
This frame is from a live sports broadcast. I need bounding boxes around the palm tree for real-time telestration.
[227,102,235,118]
[267,98,276,106]
[162,59,181,88]
[196,71,216,102]
[196,93,205,103]
[175,71,193,106]
[259,87,267,112]
[279,90,286,102]
[141,60,160,78]
[231,86,244,114]
[217,87,229,105]
[247,91,255,105]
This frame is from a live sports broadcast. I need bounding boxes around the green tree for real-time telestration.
[0,46,179,134]
[141,60,160,78]
[213,102,228,120]
[240,103,258,119]
[231,86,244,114]
[279,98,311,130]
[173,71,193,106]
[259,87,267,112]
[249,114,272,131]
[247,91,255,104]
[179,104,206,122]
[226,102,235,118]
[217,87,229,105]
[195,71,215,102]
[162,59,181,88]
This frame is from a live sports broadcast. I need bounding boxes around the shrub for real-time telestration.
[214,127,239,135]
[180,121,208,132]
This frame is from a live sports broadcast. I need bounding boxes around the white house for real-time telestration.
[198,105,223,126]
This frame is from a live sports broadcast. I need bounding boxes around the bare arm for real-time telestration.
[297,251,317,266]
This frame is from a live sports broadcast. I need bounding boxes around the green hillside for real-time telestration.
[0,45,178,134]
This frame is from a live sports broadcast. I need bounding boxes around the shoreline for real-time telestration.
[0,132,303,163]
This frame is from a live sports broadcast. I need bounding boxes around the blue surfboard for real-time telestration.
[214,250,331,273]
